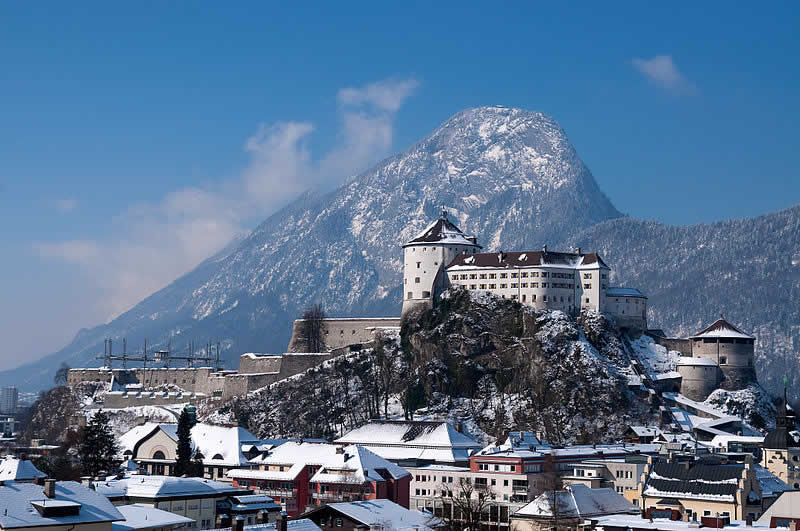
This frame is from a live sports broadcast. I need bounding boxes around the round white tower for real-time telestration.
[401,208,481,318]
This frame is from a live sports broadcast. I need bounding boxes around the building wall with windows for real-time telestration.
[402,242,480,317]
[691,337,755,389]
[762,448,800,490]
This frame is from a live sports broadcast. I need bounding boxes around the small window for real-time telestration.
[720,356,728,365]
[422,291,431,298]
[415,277,420,283]
[407,292,413,299]
[416,262,421,268]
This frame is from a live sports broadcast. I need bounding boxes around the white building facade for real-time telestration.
[401,211,647,328]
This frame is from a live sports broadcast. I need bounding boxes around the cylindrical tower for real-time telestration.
[690,318,756,390]
[676,357,722,401]
[401,209,480,318]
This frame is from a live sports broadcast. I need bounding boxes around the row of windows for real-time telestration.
[459,279,579,290]
[478,463,517,472]
[455,271,578,280]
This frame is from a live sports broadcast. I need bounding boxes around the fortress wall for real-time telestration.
[223,372,280,398]
[649,336,692,356]
[102,392,205,409]
[277,353,337,377]
[238,354,283,374]
[691,339,756,389]
[287,318,400,352]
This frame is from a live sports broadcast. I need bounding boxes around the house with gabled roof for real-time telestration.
[227,442,410,518]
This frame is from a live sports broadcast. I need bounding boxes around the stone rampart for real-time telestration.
[102,391,206,409]
[647,335,692,356]
[287,317,400,352]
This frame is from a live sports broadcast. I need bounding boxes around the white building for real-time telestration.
[402,210,648,328]
[0,387,18,414]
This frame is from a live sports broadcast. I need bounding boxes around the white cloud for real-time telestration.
[34,77,418,322]
[631,55,696,94]
[53,198,78,212]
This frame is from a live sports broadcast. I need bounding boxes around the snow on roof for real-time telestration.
[217,519,321,531]
[335,421,482,456]
[0,481,124,529]
[405,213,478,247]
[191,424,259,467]
[596,514,780,531]
[676,356,719,367]
[690,319,754,339]
[447,250,609,270]
[628,426,663,438]
[514,484,638,519]
[315,500,443,530]
[606,287,647,298]
[229,443,409,484]
[95,475,243,499]
[476,442,661,460]
[0,456,47,481]
[113,504,194,531]
[503,431,551,449]
[755,465,792,498]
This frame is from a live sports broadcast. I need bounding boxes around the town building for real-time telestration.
[634,455,766,521]
[510,484,639,531]
[757,490,800,528]
[226,442,410,518]
[401,210,648,329]
[334,420,482,467]
[761,395,800,490]
[117,423,260,480]
[0,479,124,531]
[94,475,248,530]
[0,387,18,414]
[112,504,194,531]
[301,499,445,531]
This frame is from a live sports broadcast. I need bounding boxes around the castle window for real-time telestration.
[407,292,413,299]
[489,284,496,289]
[500,273,508,279]
[415,277,420,283]
[511,283,518,288]
[541,283,547,288]
[541,272,548,278]
[469,284,477,289]
[500,283,507,288]
[511,273,518,278]
[532,294,536,301]
[584,273,592,279]
[521,283,528,288]
[479,274,487,279]
[422,291,431,298]
[584,283,591,289]
[543,295,548,302]
[470,274,477,279]
[720,356,727,365]
[417,262,421,268]
[479,284,487,289]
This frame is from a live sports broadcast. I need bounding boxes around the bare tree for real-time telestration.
[537,463,570,531]
[299,303,326,352]
[438,477,495,531]
[373,331,396,418]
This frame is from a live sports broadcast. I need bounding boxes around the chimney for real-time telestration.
[233,516,244,531]
[44,479,56,498]
[542,245,547,253]
[276,511,288,531]
[746,515,753,527]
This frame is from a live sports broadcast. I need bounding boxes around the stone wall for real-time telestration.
[287,318,400,352]
[648,335,692,356]
[691,338,756,389]
[677,363,722,402]
[102,391,205,409]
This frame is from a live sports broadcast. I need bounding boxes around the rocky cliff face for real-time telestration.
[211,290,652,445]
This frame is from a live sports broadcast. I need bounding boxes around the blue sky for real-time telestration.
[1,1,798,369]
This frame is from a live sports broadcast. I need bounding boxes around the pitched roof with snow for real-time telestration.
[113,504,194,531]
[94,475,243,499]
[334,421,481,463]
[229,442,409,484]
[0,481,124,529]
[690,319,754,339]
[607,287,647,298]
[305,499,443,530]
[404,213,479,247]
[217,519,321,531]
[447,250,609,270]
[514,484,638,519]
[0,456,47,481]
[643,461,746,502]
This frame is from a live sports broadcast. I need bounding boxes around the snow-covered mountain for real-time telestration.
[3,106,797,398]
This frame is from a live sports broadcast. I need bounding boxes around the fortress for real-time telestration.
[67,209,758,405]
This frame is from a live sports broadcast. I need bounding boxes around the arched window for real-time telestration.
[212,453,224,460]
[153,450,166,460]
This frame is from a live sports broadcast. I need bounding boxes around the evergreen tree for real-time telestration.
[80,411,117,477]
[174,409,193,476]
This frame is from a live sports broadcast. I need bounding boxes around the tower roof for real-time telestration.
[404,209,479,247]
[689,318,754,339]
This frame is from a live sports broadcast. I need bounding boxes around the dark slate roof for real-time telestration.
[645,462,744,500]
[405,217,479,246]
[447,250,608,270]
[690,318,754,339]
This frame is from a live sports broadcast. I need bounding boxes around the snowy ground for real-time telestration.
[629,335,680,376]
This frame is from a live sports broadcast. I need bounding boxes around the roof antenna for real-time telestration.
[440,206,448,220]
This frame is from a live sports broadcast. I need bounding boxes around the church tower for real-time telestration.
[401,208,481,318]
